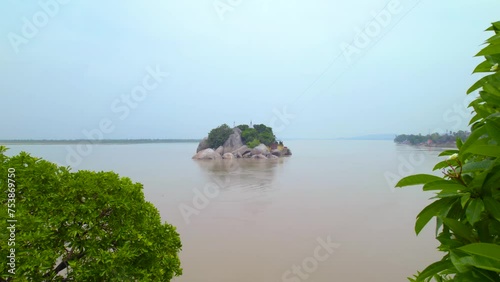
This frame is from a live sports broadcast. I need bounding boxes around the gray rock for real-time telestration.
[252,154,268,159]
[242,151,252,158]
[222,153,234,159]
[232,145,250,156]
[269,155,279,159]
[192,148,222,160]
[223,128,244,154]
[196,137,210,153]
[215,146,224,155]
[282,147,292,156]
[251,144,269,155]
[271,149,281,157]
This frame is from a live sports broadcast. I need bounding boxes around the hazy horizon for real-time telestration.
[0,133,405,141]
[2,1,499,140]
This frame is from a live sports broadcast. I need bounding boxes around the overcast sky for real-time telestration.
[1,0,499,140]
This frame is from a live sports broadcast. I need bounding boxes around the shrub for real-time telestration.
[247,139,260,148]
[0,147,182,281]
[236,124,249,132]
[207,124,233,148]
[239,124,276,146]
[241,128,258,144]
[397,22,500,281]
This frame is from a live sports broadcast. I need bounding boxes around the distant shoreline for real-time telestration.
[0,139,201,145]
[395,142,457,149]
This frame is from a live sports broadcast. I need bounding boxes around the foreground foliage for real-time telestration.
[0,147,182,281]
[397,22,500,281]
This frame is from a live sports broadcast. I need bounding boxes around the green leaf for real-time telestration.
[473,60,495,73]
[450,250,473,273]
[395,174,443,188]
[467,72,500,94]
[451,251,500,274]
[436,190,462,199]
[483,197,500,221]
[470,100,493,120]
[466,198,485,225]
[468,167,491,192]
[443,218,475,242]
[468,74,493,94]
[461,160,495,173]
[483,82,500,97]
[439,150,459,157]
[480,91,500,108]
[415,198,456,235]
[469,113,482,125]
[461,194,471,208]
[458,243,500,262]
[415,259,455,282]
[485,113,500,143]
[456,137,464,149]
[433,160,450,171]
[460,125,487,155]
[486,33,500,44]
[476,43,500,56]
[465,144,500,158]
[423,180,465,192]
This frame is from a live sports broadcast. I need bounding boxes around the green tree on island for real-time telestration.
[0,146,182,281]
[397,22,500,281]
[207,123,277,149]
[239,123,276,147]
[207,124,233,148]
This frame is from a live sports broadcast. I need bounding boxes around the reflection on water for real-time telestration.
[193,159,287,224]
[194,158,285,191]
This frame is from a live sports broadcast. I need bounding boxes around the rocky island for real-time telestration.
[192,123,292,160]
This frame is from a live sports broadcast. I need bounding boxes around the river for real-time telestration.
[5,140,446,282]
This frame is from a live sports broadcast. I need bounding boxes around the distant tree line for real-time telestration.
[394,130,470,145]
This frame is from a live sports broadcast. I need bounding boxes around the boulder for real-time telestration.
[242,151,252,158]
[252,154,268,159]
[232,145,250,156]
[196,137,210,153]
[251,144,269,155]
[271,149,281,157]
[215,146,224,155]
[192,148,222,160]
[222,153,234,159]
[269,155,279,159]
[282,147,292,156]
[223,128,244,154]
